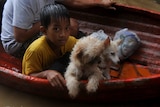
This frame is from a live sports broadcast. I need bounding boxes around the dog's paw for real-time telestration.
[68,88,79,98]
[86,83,98,93]
[102,75,107,80]
[104,74,111,80]
[66,78,80,98]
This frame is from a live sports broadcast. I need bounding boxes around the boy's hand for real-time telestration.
[29,70,66,89]
[46,70,66,89]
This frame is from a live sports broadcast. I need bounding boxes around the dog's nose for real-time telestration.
[117,60,121,65]
[98,60,101,64]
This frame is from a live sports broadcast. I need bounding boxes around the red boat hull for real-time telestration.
[0,4,160,103]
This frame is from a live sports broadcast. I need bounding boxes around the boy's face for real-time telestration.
[44,18,70,47]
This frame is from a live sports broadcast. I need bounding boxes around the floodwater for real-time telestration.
[116,0,160,12]
[0,0,160,107]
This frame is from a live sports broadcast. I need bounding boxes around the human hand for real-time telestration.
[97,0,116,10]
[46,70,66,89]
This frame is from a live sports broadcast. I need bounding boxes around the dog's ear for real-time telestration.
[104,37,110,47]
[115,39,122,46]
[77,49,87,64]
[77,51,83,60]
[75,47,83,60]
[75,48,89,64]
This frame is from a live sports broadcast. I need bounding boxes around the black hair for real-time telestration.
[40,4,70,28]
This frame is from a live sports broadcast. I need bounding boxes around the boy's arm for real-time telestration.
[58,0,116,9]
[30,70,66,89]
[23,50,66,89]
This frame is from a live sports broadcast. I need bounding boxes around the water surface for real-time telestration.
[115,0,160,12]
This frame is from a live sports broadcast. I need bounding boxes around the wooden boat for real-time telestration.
[0,4,160,103]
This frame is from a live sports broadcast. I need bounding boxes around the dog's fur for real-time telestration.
[98,38,121,80]
[64,34,121,98]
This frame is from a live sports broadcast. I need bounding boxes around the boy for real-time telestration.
[22,4,77,89]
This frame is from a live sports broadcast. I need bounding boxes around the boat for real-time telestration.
[0,3,160,103]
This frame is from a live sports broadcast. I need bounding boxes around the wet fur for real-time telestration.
[65,34,121,98]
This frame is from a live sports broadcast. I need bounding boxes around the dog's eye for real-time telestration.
[110,52,115,56]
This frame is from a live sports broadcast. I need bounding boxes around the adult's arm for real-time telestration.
[58,0,116,9]
[14,22,40,43]
[13,0,40,43]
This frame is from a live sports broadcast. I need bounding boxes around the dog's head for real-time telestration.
[71,36,104,66]
[103,37,122,65]
[76,50,101,66]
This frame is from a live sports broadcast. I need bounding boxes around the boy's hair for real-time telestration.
[40,4,70,28]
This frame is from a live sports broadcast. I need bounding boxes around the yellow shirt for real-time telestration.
[22,36,77,75]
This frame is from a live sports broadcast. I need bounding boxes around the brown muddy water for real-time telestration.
[116,0,160,12]
[0,0,160,107]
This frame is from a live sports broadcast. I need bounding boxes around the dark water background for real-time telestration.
[0,0,160,107]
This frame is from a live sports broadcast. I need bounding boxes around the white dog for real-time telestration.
[64,30,121,98]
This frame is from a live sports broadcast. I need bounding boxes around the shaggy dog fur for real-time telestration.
[64,32,121,98]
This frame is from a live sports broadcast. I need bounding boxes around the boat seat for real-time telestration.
[111,62,151,79]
